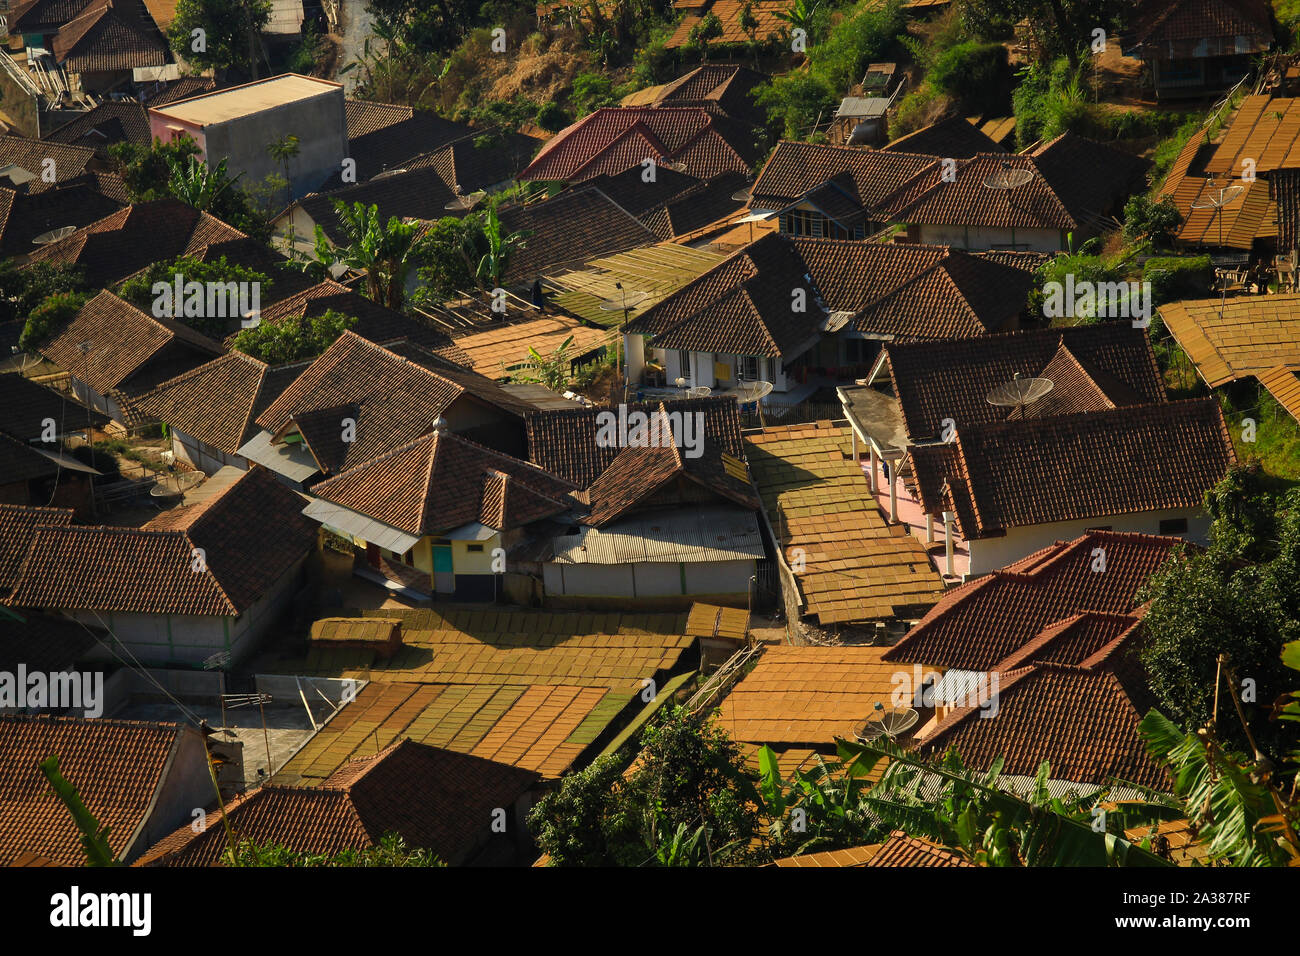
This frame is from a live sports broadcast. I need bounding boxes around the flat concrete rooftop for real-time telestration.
[151,73,341,126]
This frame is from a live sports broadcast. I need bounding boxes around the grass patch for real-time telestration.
[1223,389,1300,489]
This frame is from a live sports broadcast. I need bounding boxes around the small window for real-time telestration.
[1158,517,1188,536]
[741,355,759,380]
[467,543,485,553]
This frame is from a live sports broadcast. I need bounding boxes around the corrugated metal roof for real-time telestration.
[551,507,763,564]
[236,429,320,482]
[302,498,422,554]
[837,97,889,118]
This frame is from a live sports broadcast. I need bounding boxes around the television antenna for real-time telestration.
[32,225,76,245]
[1190,178,1246,252]
[598,284,649,399]
[853,701,920,742]
[150,469,204,498]
[986,371,1053,416]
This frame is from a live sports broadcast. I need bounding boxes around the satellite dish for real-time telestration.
[853,702,920,742]
[986,372,1054,414]
[729,186,753,202]
[733,380,773,405]
[444,189,487,211]
[0,164,38,186]
[685,386,712,398]
[32,225,76,245]
[658,158,687,172]
[983,163,1035,191]
[372,167,409,181]
[1190,184,1245,210]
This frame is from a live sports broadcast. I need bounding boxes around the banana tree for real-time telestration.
[303,200,432,310]
[476,205,529,291]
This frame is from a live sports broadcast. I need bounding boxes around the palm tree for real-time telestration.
[265,134,300,206]
[165,154,242,211]
[307,200,432,310]
[475,205,528,291]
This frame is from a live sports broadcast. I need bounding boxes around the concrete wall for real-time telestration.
[544,559,754,598]
[101,667,226,718]
[72,555,307,667]
[124,727,220,864]
[909,223,1066,253]
[966,507,1209,578]
[171,429,249,475]
[193,88,347,199]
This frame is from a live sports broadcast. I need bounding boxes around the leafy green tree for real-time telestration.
[958,0,1128,69]
[529,706,760,866]
[168,0,271,80]
[166,153,242,212]
[224,832,445,866]
[754,72,836,140]
[110,136,202,201]
[301,200,433,309]
[687,12,723,63]
[0,259,86,325]
[413,216,486,302]
[929,41,1011,116]
[840,737,1173,866]
[20,291,88,352]
[1122,194,1184,247]
[231,308,357,364]
[1140,466,1300,761]
[118,255,272,337]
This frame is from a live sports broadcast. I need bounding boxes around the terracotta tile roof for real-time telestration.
[635,64,769,126]
[878,135,1149,230]
[294,167,467,244]
[448,313,612,380]
[310,428,578,536]
[882,324,1165,442]
[144,76,221,107]
[885,531,1187,671]
[135,739,539,866]
[39,290,225,397]
[322,100,477,185]
[43,100,152,152]
[520,106,760,183]
[526,394,744,486]
[496,186,659,285]
[1158,294,1300,387]
[0,504,74,597]
[25,199,251,288]
[0,179,125,257]
[579,405,759,526]
[745,422,944,624]
[8,467,316,616]
[974,249,1054,272]
[667,0,792,49]
[919,661,1170,790]
[247,279,466,362]
[254,332,530,474]
[284,606,690,691]
[53,0,169,73]
[849,249,1032,340]
[0,371,109,442]
[0,714,187,865]
[11,0,95,31]
[865,830,973,866]
[908,399,1235,538]
[0,611,100,672]
[1123,816,1208,865]
[1135,0,1273,52]
[625,232,824,358]
[773,844,882,867]
[751,140,938,210]
[0,134,95,183]
[409,131,537,192]
[717,645,941,746]
[135,351,305,456]
[883,117,1006,159]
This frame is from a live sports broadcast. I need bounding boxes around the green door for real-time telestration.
[432,545,453,573]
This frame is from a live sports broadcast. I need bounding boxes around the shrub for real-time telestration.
[754,72,836,139]
[929,41,1009,116]
[535,100,571,132]
[1143,255,1213,305]
[20,291,87,351]
[231,309,357,364]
